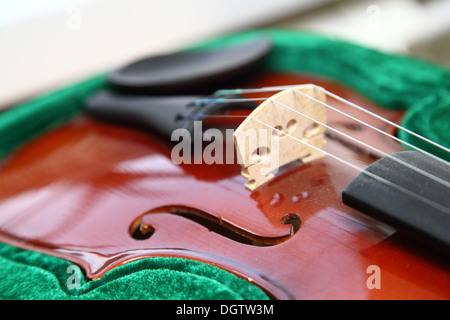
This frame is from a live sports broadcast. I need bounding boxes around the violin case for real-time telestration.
[0,29,449,300]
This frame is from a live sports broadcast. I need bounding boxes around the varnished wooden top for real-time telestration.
[0,73,448,299]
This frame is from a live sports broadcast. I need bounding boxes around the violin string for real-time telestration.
[191,86,450,206]
[182,112,450,214]
[320,87,450,154]
[292,87,450,168]
[268,97,450,188]
[213,84,450,156]
[189,98,450,188]
[199,86,450,169]
[247,116,450,215]
[194,97,267,106]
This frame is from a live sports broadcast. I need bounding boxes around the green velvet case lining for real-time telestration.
[0,242,269,300]
[0,29,449,300]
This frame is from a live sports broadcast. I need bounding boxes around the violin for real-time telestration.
[0,34,449,300]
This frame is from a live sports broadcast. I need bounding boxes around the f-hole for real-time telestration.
[129,206,302,246]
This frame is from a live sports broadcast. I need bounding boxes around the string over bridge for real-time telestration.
[234,85,327,190]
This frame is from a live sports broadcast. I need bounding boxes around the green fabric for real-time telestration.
[0,242,268,300]
[1,29,449,160]
[0,29,450,300]
[400,89,450,160]
[0,74,107,159]
[189,29,450,160]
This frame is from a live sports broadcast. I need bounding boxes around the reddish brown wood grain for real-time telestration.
[0,73,448,299]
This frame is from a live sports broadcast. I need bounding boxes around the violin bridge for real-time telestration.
[234,85,327,191]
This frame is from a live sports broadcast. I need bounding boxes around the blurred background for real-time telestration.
[1,0,449,109]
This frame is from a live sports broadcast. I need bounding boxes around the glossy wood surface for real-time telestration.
[0,73,448,299]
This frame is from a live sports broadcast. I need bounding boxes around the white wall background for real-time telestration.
[0,0,336,109]
[0,0,449,109]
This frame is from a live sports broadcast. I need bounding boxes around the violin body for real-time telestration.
[0,73,449,300]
